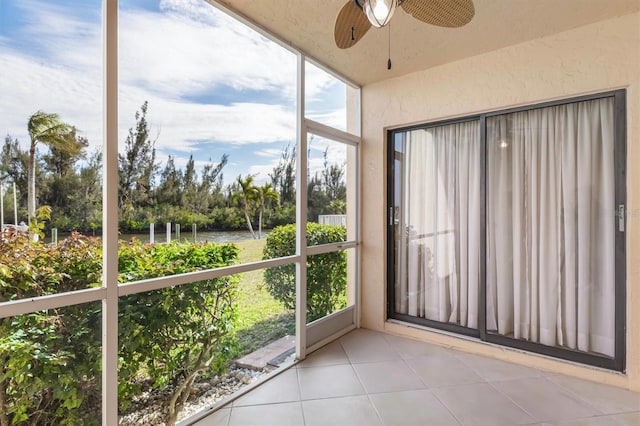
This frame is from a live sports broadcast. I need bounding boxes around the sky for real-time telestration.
[0,0,349,186]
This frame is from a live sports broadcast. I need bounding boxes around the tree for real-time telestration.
[182,155,198,210]
[41,130,88,224]
[321,148,346,202]
[307,172,328,222]
[77,150,102,233]
[232,175,258,238]
[156,155,183,206]
[307,148,347,222]
[198,154,228,211]
[256,183,279,238]
[0,136,28,221]
[26,111,73,223]
[269,145,296,206]
[42,130,87,179]
[118,101,158,210]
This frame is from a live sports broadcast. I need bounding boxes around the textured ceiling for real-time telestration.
[212,0,639,87]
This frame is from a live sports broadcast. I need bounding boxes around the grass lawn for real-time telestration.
[232,238,294,356]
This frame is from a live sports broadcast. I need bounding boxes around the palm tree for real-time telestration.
[256,183,279,239]
[232,175,259,239]
[26,111,73,223]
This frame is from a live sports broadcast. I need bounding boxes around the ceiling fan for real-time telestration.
[334,0,475,50]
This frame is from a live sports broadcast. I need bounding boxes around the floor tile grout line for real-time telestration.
[225,406,232,426]
[402,349,488,388]
[350,352,368,393]
[449,351,491,380]
[401,356,430,389]
[412,381,608,420]
[576,411,640,422]
[295,361,304,406]
[349,332,386,425]
[545,375,634,416]
[538,375,606,416]
[487,379,547,424]
[337,336,355,365]
[429,386,465,426]
[364,392,386,425]
[543,377,618,415]
[294,367,308,426]
[452,350,550,382]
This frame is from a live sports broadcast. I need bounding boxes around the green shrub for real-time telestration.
[262,223,347,322]
[118,240,239,424]
[0,231,239,425]
[0,231,102,426]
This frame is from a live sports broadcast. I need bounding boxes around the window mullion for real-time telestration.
[295,53,308,360]
[479,114,487,340]
[102,0,119,423]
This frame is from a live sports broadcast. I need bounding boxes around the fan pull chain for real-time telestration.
[387,23,392,70]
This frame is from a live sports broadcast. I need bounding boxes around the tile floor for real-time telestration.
[194,329,640,426]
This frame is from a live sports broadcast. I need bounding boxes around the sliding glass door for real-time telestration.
[387,91,626,370]
[390,119,481,335]
[486,97,617,358]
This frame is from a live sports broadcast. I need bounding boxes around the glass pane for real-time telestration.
[0,0,103,293]
[118,0,296,273]
[486,97,616,357]
[119,265,294,424]
[305,248,352,324]
[239,266,295,359]
[0,302,102,425]
[393,121,481,329]
[305,61,348,131]
[306,134,355,245]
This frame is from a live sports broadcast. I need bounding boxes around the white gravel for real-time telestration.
[118,366,268,426]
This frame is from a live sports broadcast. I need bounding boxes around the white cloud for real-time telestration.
[1,1,300,148]
[118,2,297,101]
[0,0,348,187]
[254,148,285,158]
[0,48,103,147]
[247,163,276,185]
[306,107,348,131]
[305,60,345,103]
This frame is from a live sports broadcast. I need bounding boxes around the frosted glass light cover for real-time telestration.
[363,0,397,28]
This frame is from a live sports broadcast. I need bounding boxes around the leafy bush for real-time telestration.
[0,230,102,426]
[262,223,346,322]
[0,231,239,425]
[118,240,239,424]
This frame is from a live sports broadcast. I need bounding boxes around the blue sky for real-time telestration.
[0,0,348,185]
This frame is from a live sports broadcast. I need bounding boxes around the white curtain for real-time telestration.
[486,97,615,357]
[396,120,480,328]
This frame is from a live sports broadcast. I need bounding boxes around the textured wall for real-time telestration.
[360,12,640,390]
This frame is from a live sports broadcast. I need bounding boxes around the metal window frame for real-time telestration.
[386,90,627,372]
[303,117,361,353]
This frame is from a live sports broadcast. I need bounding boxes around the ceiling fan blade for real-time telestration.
[334,1,372,49]
[401,0,475,28]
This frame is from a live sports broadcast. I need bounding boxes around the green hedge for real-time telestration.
[0,231,239,425]
[262,223,347,323]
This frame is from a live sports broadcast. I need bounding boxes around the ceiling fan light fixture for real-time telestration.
[362,0,398,28]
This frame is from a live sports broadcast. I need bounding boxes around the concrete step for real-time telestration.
[235,335,295,371]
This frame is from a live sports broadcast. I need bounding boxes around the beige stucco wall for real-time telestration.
[360,12,640,390]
